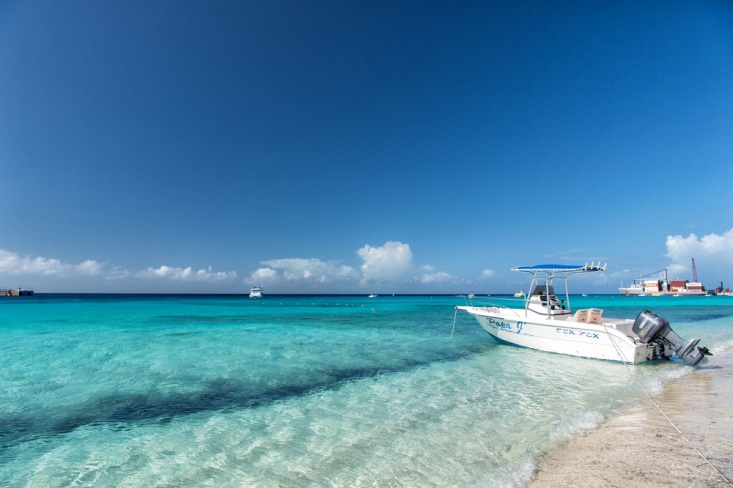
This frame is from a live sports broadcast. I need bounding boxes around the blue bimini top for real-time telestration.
[512,264,606,273]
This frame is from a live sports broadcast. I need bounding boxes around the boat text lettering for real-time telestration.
[555,328,599,339]
[580,331,600,339]
[488,318,522,334]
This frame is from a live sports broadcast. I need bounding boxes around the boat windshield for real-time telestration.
[531,285,555,296]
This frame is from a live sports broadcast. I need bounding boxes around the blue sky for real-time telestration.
[2,1,733,294]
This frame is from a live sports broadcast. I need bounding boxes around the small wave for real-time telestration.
[710,337,733,356]
[468,455,536,488]
[548,410,605,441]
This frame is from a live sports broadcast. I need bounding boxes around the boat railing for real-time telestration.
[462,295,527,310]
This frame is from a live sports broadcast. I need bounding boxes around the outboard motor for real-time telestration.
[632,310,712,366]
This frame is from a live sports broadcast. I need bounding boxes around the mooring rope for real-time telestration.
[630,369,731,485]
[605,326,632,364]
[604,327,733,486]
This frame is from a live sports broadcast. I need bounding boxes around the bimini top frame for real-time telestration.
[512,262,607,318]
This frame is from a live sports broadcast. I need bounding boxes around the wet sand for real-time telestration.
[529,350,733,487]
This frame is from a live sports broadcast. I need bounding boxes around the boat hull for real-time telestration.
[618,287,645,296]
[457,306,654,364]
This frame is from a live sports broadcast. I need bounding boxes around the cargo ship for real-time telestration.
[618,277,706,296]
[618,268,670,296]
[669,279,706,296]
[619,259,708,296]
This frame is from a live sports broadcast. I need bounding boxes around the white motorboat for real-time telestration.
[455,263,710,365]
[249,286,263,299]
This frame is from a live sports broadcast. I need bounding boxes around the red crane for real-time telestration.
[691,257,698,282]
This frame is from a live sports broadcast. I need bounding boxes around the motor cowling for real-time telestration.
[632,310,670,342]
[632,310,711,366]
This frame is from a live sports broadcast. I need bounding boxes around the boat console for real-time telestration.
[527,285,571,317]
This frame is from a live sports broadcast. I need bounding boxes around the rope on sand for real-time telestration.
[632,372,732,486]
[605,331,733,486]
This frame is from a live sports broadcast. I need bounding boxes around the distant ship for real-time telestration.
[619,259,707,296]
[1,288,34,297]
[618,269,670,296]
[249,287,263,299]
[618,276,706,296]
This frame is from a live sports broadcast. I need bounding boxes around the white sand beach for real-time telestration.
[529,349,733,487]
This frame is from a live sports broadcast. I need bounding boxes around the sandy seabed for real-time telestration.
[528,350,733,488]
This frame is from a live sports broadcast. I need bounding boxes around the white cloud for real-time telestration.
[250,267,279,284]
[77,260,103,275]
[1,241,469,292]
[252,258,358,285]
[480,269,495,278]
[357,241,413,283]
[0,249,103,276]
[105,266,133,280]
[666,228,733,276]
[251,242,463,289]
[251,242,468,290]
[136,265,238,282]
[416,271,464,285]
[0,248,238,288]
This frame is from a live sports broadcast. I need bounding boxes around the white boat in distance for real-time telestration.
[456,263,710,365]
[249,287,263,299]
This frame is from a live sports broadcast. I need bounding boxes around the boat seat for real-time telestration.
[569,309,603,323]
[586,308,603,324]
[571,310,588,322]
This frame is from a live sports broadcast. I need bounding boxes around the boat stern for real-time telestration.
[632,310,711,366]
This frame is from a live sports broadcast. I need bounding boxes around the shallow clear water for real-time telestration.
[2,294,733,486]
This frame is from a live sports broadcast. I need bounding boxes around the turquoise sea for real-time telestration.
[2,294,733,487]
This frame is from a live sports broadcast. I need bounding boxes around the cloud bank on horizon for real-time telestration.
[3,229,733,292]
[0,249,238,285]
[250,241,465,290]
[0,241,465,292]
